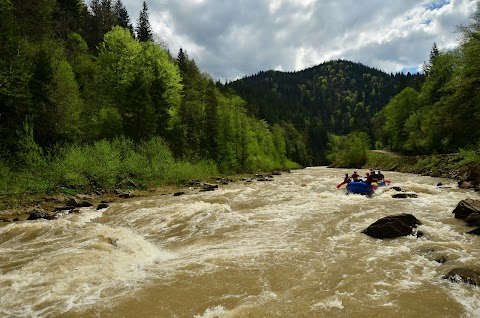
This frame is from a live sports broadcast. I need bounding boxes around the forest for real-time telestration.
[0,0,301,195]
[1,0,480,195]
[227,60,424,165]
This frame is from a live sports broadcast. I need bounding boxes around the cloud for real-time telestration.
[122,0,477,81]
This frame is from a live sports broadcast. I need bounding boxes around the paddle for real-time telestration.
[384,179,391,184]
[336,182,346,188]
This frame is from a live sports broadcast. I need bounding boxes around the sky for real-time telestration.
[121,0,477,82]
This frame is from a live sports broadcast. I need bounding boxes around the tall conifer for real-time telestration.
[136,1,153,42]
[114,0,134,36]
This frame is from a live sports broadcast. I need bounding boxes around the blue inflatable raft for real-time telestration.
[346,182,375,195]
[346,181,389,195]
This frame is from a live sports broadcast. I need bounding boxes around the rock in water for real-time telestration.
[362,214,422,239]
[392,193,418,199]
[96,203,109,210]
[452,199,480,219]
[443,268,480,286]
[467,228,480,235]
[27,209,52,220]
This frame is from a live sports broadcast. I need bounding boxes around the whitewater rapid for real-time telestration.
[0,167,478,317]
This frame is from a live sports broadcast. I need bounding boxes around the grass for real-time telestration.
[0,136,297,211]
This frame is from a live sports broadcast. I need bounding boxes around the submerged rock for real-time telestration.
[435,256,448,264]
[467,228,480,235]
[392,193,418,199]
[362,213,422,239]
[96,203,109,210]
[443,268,480,286]
[201,183,218,191]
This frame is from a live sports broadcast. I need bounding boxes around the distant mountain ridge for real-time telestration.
[225,59,424,165]
[227,59,423,135]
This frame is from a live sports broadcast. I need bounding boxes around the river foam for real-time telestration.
[0,208,174,318]
[1,167,479,317]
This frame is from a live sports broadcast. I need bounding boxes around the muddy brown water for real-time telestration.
[1,167,479,317]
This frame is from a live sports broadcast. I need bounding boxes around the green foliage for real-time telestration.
[373,87,419,153]
[459,142,480,166]
[96,27,182,141]
[0,0,320,196]
[93,107,124,139]
[46,59,84,142]
[277,122,309,166]
[327,132,371,168]
[0,159,13,193]
[44,137,218,192]
[372,5,480,154]
[16,119,45,171]
[97,26,141,91]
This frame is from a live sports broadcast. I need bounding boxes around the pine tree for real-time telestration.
[53,0,84,40]
[422,42,439,76]
[84,0,116,51]
[136,1,153,42]
[114,0,134,36]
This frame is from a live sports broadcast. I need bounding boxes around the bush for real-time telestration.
[327,132,370,168]
[50,144,89,188]
[0,160,13,193]
[164,161,218,185]
[459,142,480,166]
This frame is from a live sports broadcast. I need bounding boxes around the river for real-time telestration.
[1,167,479,317]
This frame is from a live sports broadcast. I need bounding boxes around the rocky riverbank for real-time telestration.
[0,173,283,224]
[366,151,480,191]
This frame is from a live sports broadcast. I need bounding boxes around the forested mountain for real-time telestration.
[229,61,422,133]
[227,61,423,164]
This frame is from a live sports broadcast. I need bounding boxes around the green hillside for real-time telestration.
[227,60,423,164]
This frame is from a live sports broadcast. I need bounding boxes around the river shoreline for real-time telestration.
[2,151,479,223]
[0,174,276,223]
[366,151,480,187]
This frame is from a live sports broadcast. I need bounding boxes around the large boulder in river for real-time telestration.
[27,208,53,220]
[452,199,480,220]
[465,213,480,227]
[443,268,480,286]
[362,214,422,239]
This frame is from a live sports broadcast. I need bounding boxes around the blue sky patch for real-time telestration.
[401,66,422,75]
[422,18,433,26]
[425,0,451,11]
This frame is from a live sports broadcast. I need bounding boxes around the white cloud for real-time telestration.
[122,0,477,81]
